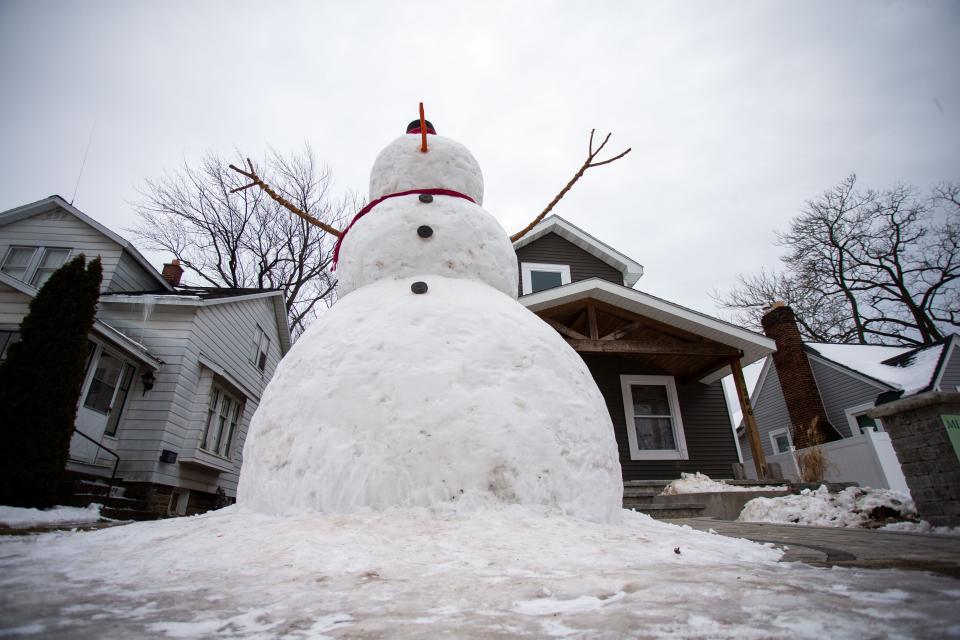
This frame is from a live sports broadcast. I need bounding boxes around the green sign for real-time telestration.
[943,415,960,464]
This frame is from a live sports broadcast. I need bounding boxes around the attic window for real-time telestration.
[250,325,270,372]
[521,262,571,295]
[1,246,70,288]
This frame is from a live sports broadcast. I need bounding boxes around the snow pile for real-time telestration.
[2,506,958,638]
[881,521,960,536]
[0,503,104,527]
[738,486,916,527]
[661,472,786,495]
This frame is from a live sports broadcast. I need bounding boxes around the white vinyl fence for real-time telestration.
[743,429,910,495]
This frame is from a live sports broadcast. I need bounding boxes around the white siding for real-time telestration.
[0,281,31,327]
[0,209,125,291]
[96,302,196,486]
[110,250,165,292]
[176,296,285,495]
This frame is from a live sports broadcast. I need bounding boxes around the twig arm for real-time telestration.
[511,129,630,243]
[229,158,342,237]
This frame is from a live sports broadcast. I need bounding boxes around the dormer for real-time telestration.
[512,215,643,296]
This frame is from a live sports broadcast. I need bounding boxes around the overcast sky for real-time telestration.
[2,0,958,323]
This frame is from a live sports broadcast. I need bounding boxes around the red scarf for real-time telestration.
[332,188,476,268]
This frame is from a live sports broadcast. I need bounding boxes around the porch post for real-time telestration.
[730,357,768,479]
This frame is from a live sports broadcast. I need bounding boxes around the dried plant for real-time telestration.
[795,416,836,483]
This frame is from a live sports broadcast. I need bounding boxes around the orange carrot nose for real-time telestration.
[419,102,428,153]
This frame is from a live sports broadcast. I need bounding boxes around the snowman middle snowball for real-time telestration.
[237,126,624,523]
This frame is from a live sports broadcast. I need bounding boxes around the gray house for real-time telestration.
[739,302,958,490]
[0,196,290,516]
[514,216,775,481]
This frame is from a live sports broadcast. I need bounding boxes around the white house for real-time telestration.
[0,195,290,517]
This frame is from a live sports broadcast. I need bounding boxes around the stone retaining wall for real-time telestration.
[869,392,960,527]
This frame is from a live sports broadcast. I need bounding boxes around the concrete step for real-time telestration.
[629,504,707,519]
[101,506,161,522]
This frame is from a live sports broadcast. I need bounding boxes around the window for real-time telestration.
[201,382,244,458]
[0,330,20,361]
[168,489,190,516]
[619,375,688,460]
[845,403,883,435]
[250,325,270,372]
[769,428,793,454]
[0,246,70,287]
[104,365,136,437]
[521,262,571,295]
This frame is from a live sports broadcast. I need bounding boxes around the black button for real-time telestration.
[411,281,428,294]
[417,225,433,238]
[419,193,433,203]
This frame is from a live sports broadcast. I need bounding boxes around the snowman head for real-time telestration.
[368,122,484,206]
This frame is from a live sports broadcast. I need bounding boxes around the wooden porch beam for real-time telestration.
[543,318,589,341]
[730,356,767,479]
[586,305,599,340]
[600,320,644,341]
[564,339,740,357]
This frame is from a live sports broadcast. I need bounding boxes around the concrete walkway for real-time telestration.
[670,517,960,578]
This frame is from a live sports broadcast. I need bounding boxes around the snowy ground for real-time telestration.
[2,506,960,638]
[738,486,917,529]
[661,473,786,495]
[0,503,104,528]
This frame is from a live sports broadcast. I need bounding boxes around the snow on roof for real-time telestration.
[806,341,946,395]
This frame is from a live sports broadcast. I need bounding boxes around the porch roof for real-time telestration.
[520,278,775,383]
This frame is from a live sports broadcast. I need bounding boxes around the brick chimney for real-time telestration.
[161,259,184,287]
[761,303,836,448]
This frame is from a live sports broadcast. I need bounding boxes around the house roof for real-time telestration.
[512,215,644,287]
[805,338,952,396]
[520,277,776,383]
[0,195,173,292]
[100,288,292,355]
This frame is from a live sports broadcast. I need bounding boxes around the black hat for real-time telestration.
[406,119,437,135]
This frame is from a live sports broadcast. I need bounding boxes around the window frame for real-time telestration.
[200,381,244,459]
[768,427,793,455]
[520,262,572,295]
[250,324,270,372]
[619,374,689,461]
[0,245,71,287]
[844,402,883,435]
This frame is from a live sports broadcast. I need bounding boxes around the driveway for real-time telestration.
[670,517,960,578]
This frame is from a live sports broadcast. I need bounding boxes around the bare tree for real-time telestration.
[132,147,354,338]
[715,174,960,346]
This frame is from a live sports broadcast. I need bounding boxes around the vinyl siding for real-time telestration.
[740,360,793,458]
[96,303,197,485]
[937,340,960,391]
[0,282,31,327]
[582,354,739,480]
[515,232,623,295]
[110,250,165,292]
[0,208,125,291]
[176,296,285,495]
[809,356,889,438]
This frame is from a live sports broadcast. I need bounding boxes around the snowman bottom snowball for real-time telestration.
[237,276,624,523]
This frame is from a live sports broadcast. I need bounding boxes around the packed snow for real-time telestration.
[0,503,104,527]
[2,506,960,639]
[239,128,623,523]
[238,276,623,523]
[368,134,484,205]
[661,472,786,495]
[738,486,916,528]
[334,195,518,298]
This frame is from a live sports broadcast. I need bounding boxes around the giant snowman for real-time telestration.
[237,118,624,523]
